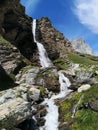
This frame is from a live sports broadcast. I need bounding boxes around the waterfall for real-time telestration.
[32,19,72,130]
[32,19,53,68]
[71,95,83,118]
[40,71,72,130]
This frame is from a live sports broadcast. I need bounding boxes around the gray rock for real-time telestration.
[26,68,40,85]
[78,84,91,93]
[70,38,94,55]
[28,88,40,101]
[0,98,32,124]
[89,100,98,112]
[76,70,93,83]
[0,89,16,105]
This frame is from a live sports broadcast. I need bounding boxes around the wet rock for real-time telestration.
[35,68,60,92]
[89,100,98,112]
[68,84,78,91]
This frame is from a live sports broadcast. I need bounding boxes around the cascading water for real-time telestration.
[32,19,72,130]
[32,19,53,68]
[40,71,72,130]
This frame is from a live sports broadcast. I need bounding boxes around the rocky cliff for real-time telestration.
[70,38,94,55]
[0,0,98,130]
[0,0,38,61]
[36,17,73,60]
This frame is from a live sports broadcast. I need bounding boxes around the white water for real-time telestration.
[71,95,83,118]
[32,19,72,130]
[32,19,53,68]
[40,71,72,130]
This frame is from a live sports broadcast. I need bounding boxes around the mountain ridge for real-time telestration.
[70,38,94,55]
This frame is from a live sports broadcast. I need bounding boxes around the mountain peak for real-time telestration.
[70,38,94,55]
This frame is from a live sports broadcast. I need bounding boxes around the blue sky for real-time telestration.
[20,0,98,54]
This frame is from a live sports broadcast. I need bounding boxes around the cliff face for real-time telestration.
[0,0,37,60]
[0,1,98,130]
[36,17,74,60]
[70,38,94,55]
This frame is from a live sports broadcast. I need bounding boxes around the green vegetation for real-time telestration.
[60,92,82,122]
[93,65,98,72]
[72,109,98,130]
[22,65,36,73]
[94,75,98,81]
[53,58,68,70]
[22,56,33,66]
[68,53,98,66]
[39,86,46,96]
[80,84,98,103]
[0,113,17,130]
[60,84,98,130]
[0,35,12,48]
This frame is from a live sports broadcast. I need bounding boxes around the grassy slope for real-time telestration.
[60,84,98,130]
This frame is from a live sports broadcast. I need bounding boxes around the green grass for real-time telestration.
[0,113,17,130]
[59,84,98,129]
[68,53,98,66]
[0,35,12,48]
[80,84,98,103]
[53,58,68,70]
[60,92,82,122]
[72,109,98,130]
[39,86,46,97]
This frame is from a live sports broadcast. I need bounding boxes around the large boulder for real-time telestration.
[0,98,31,129]
[75,70,93,83]
[78,84,91,93]
[89,100,98,112]
[0,35,26,74]
[0,85,41,129]
[18,68,60,92]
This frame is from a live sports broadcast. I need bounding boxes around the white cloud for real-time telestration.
[21,0,40,15]
[74,0,98,34]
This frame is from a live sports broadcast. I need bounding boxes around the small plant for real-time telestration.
[0,112,17,130]
[0,35,12,48]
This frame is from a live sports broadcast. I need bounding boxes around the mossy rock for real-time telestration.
[0,35,12,48]
[53,58,69,70]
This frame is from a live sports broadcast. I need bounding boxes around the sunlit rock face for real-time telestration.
[36,17,74,61]
[70,38,94,55]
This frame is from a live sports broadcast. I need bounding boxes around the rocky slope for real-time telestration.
[36,17,73,61]
[0,0,98,130]
[70,38,94,55]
